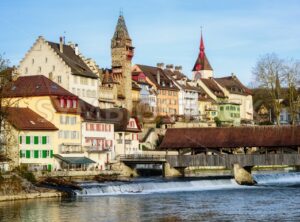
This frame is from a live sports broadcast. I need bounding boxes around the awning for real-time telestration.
[54,154,96,165]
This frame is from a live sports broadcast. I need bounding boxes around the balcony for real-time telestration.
[60,145,83,154]
[85,146,112,153]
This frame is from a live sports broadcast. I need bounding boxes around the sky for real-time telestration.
[1,0,300,85]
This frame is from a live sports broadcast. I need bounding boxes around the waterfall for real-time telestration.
[74,178,240,196]
[253,172,300,186]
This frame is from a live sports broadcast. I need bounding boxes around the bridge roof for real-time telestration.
[159,126,300,149]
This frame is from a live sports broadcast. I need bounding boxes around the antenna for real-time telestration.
[200,26,203,35]
[119,8,123,16]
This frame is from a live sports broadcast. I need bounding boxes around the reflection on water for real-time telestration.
[1,173,300,222]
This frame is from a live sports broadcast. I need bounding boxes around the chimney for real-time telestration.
[156,63,164,69]
[59,37,63,53]
[157,69,161,85]
[75,44,79,55]
[166,64,174,71]
[175,66,182,72]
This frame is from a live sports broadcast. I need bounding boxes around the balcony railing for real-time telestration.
[60,146,83,154]
[85,146,112,153]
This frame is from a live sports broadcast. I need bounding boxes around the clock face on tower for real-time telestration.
[194,72,202,80]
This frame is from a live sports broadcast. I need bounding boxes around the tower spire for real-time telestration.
[192,30,213,80]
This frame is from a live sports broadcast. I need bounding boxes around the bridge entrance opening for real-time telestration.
[136,164,163,177]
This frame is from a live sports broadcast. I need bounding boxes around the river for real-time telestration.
[1,172,300,222]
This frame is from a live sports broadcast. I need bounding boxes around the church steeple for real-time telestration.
[192,32,213,80]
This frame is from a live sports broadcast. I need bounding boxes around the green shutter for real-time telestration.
[50,150,53,158]
[19,150,22,158]
[19,136,22,144]
[34,136,39,145]
[34,150,39,158]
[42,150,47,158]
[48,164,52,172]
[42,136,47,144]
[26,136,30,144]
[26,150,31,158]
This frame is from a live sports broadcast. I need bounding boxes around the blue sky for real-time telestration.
[1,0,300,85]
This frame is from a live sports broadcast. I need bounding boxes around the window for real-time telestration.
[19,150,26,158]
[38,66,41,73]
[60,116,64,124]
[58,131,63,138]
[226,106,229,111]
[73,100,77,108]
[34,150,39,158]
[42,136,47,144]
[64,131,69,139]
[65,116,69,124]
[74,76,78,84]
[25,67,28,74]
[82,89,85,97]
[67,99,71,108]
[45,57,48,63]
[77,89,80,96]
[26,136,31,144]
[32,59,34,64]
[57,76,62,84]
[34,136,39,145]
[220,106,224,111]
[60,98,64,108]
[26,150,31,158]
[52,65,55,71]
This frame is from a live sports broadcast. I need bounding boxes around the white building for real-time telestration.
[80,100,115,170]
[17,36,99,106]
[114,117,142,157]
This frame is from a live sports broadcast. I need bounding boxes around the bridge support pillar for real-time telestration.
[233,164,256,185]
[111,162,138,177]
[163,162,185,177]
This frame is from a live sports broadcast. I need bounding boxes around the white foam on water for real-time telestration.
[74,179,242,196]
[253,172,300,185]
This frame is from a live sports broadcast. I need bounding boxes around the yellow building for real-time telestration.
[3,75,95,170]
[132,64,179,116]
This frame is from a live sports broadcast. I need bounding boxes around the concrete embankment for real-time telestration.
[0,191,62,202]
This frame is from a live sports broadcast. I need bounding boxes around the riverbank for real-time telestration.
[0,173,63,202]
[0,190,62,202]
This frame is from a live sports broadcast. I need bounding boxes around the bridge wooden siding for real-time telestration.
[166,154,300,168]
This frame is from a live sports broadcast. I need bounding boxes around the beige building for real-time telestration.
[5,107,58,171]
[17,36,99,106]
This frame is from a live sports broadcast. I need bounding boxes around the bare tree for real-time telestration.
[283,59,300,125]
[252,53,285,125]
[0,54,13,157]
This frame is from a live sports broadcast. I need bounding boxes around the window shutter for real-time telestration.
[34,136,39,145]
[42,136,47,145]
[19,136,22,144]
[50,150,53,158]
[34,150,39,158]
[26,136,30,144]
[42,150,47,158]
[26,150,31,158]
[19,150,22,158]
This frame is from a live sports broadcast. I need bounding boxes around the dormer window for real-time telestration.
[60,98,64,108]
[162,81,165,87]
[72,100,77,108]
[66,99,71,108]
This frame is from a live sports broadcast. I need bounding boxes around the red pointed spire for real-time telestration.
[192,30,213,72]
[199,32,205,59]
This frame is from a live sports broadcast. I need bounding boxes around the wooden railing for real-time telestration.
[166,154,300,168]
[120,154,166,162]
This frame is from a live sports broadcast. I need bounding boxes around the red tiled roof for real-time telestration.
[160,126,300,149]
[5,107,58,131]
[214,76,252,96]
[3,75,76,98]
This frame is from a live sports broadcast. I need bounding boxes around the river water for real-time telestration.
[1,172,300,222]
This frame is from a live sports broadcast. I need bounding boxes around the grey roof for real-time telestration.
[47,41,98,79]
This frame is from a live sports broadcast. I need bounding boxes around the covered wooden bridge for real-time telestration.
[159,126,300,184]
